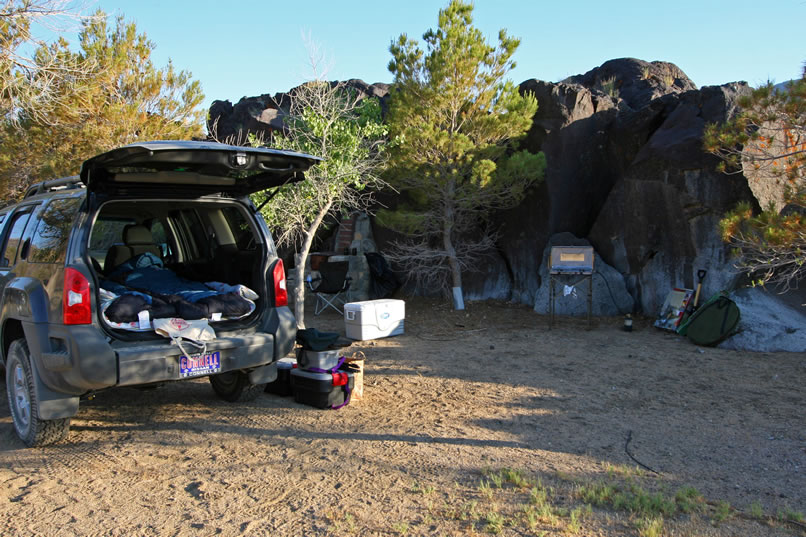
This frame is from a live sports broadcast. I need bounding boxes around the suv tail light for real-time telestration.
[63,267,92,325]
[272,259,288,307]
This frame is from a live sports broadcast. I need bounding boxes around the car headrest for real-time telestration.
[123,224,154,245]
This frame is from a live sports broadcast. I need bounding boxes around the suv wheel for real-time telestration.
[6,339,70,447]
[209,371,263,402]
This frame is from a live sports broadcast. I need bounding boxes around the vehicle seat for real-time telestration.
[104,224,162,271]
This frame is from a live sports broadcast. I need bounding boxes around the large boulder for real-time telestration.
[208,93,286,142]
[467,66,756,317]
[588,83,756,313]
[718,287,806,352]
[207,80,390,142]
[563,57,697,111]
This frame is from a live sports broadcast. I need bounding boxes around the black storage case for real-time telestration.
[265,358,296,396]
[290,368,355,409]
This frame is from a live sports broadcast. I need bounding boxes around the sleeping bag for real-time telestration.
[101,253,254,322]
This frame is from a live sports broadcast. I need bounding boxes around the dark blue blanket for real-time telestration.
[102,253,253,322]
[106,253,218,302]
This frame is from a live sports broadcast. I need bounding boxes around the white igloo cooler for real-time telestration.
[344,299,405,340]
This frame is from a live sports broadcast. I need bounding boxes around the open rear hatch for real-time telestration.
[80,140,321,197]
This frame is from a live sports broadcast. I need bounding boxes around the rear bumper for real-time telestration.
[29,321,279,392]
[116,333,274,386]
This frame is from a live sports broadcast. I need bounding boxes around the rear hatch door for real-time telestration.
[80,140,321,197]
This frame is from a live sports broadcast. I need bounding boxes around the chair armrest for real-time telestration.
[306,274,322,291]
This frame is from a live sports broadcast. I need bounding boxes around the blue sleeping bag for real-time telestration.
[106,253,218,302]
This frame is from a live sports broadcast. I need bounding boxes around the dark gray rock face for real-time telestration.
[208,94,287,142]
[479,60,755,317]
[207,80,390,142]
[469,61,755,315]
[587,83,756,313]
[517,80,620,236]
[563,57,697,111]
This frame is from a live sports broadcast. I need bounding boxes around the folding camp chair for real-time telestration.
[307,260,352,315]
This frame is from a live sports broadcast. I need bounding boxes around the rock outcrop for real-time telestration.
[586,82,756,313]
[464,58,758,317]
[719,287,806,352]
[563,58,698,111]
[208,94,287,143]
[207,80,390,142]
[209,58,803,345]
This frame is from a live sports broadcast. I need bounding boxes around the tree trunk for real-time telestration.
[442,182,464,310]
[292,199,333,329]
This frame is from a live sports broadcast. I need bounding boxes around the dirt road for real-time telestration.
[1,299,804,536]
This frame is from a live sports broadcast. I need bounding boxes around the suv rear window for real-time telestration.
[28,198,81,264]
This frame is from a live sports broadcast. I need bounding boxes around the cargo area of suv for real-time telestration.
[91,199,267,333]
[1,141,321,447]
[87,198,286,386]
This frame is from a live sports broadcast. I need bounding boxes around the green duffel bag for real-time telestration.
[677,292,741,346]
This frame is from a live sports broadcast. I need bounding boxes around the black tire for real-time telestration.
[6,339,70,447]
[208,371,263,402]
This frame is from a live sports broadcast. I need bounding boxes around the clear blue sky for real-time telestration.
[83,0,804,108]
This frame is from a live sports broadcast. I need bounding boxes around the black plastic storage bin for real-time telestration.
[290,368,355,409]
[265,358,296,396]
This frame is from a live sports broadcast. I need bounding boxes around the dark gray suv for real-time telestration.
[1,140,319,447]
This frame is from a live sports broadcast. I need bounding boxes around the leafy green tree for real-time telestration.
[251,80,387,328]
[0,10,204,200]
[704,66,805,291]
[381,0,545,309]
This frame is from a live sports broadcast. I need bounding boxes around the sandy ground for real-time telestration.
[1,298,804,536]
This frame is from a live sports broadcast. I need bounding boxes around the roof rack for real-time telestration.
[24,176,84,199]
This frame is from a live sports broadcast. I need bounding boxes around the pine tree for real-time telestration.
[0,11,204,199]
[704,65,805,290]
[382,0,545,309]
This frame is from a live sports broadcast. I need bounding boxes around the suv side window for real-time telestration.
[0,208,34,268]
[171,209,206,260]
[28,198,81,264]
[148,219,174,259]
[222,206,257,250]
